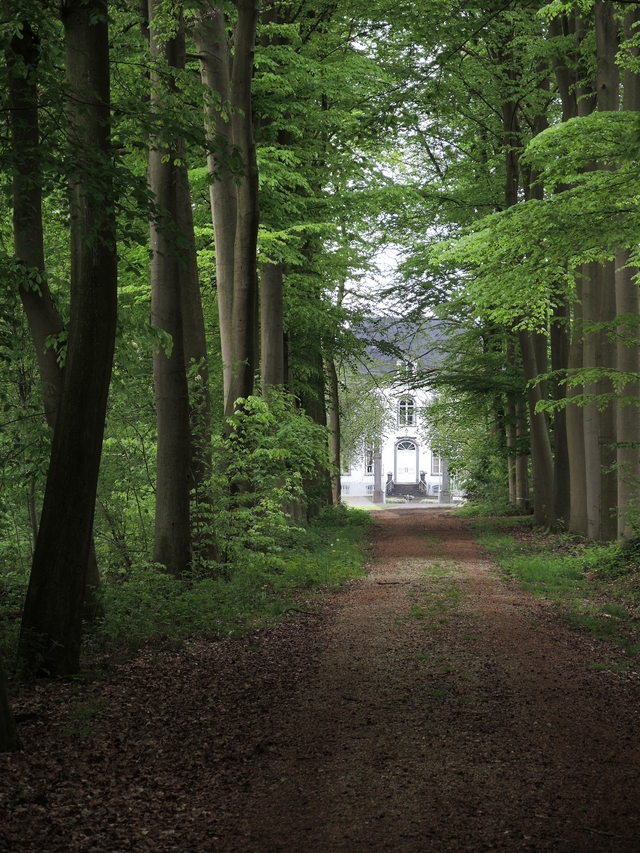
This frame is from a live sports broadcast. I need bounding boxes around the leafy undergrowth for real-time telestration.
[473,517,640,665]
[0,505,371,672]
[455,498,530,518]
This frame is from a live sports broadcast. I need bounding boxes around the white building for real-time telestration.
[340,387,450,504]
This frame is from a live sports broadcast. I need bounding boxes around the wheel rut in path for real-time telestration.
[235,508,640,852]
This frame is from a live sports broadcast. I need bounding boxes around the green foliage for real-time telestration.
[421,391,502,491]
[473,520,640,658]
[0,502,370,665]
[339,367,395,466]
[198,392,332,568]
[82,505,369,658]
[456,497,528,518]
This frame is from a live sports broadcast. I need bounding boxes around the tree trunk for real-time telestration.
[505,341,518,506]
[228,0,260,413]
[260,262,285,390]
[257,5,289,396]
[567,284,588,534]
[582,261,602,539]
[193,3,236,405]
[8,23,64,426]
[298,345,331,515]
[194,1,259,417]
[549,14,578,123]
[571,11,596,535]
[502,51,553,525]
[518,329,555,527]
[596,259,618,541]
[515,402,530,511]
[177,159,214,561]
[18,0,117,676]
[550,9,588,534]
[8,20,103,618]
[551,297,571,528]
[173,22,213,555]
[506,404,517,505]
[326,355,341,504]
[592,1,619,540]
[616,7,640,540]
[149,3,192,577]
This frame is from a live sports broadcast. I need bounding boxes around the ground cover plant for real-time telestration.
[472,517,640,666]
[0,506,371,672]
[455,498,529,519]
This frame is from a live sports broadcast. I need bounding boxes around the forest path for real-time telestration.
[232,508,640,852]
[3,509,640,852]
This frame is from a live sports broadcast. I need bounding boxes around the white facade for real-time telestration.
[340,389,447,502]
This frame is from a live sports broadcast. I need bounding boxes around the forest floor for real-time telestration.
[2,508,640,852]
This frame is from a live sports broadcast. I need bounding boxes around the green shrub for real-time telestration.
[193,392,332,570]
[83,507,370,660]
[456,498,529,518]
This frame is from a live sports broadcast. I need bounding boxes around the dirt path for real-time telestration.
[3,509,640,852]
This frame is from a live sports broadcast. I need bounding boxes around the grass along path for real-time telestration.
[474,518,640,665]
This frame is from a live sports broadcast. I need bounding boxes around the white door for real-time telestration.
[396,440,417,483]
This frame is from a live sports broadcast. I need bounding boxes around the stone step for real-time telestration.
[387,482,425,499]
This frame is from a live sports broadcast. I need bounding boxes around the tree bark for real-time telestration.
[173,28,213,552]
[567,295,588,534]
[298,344,331,515]
[506,405,517,506]
[8,20,103,618]
[592,1,619,540]
[194,1,260,418]
[551,297,571,528]
[550,8,588,534]
[260,262,285,390]
[18,0,117,676]
[326,355,341,504]
[148,3,192,577]
[193,3,236,404]
[515,402,530,510]
[518,329,555,527]
[582,261,602,539]
[176,153,212,488]
[616,7,640,540]
[7,23,64,426]
[501,49,554,525]
[228,0,260,412]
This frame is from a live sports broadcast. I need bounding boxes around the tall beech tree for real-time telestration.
[256,1,295,395]
[18,0,118,675]
[549,9,589,535]
[616,6,640,539]
[7,16,102,617]
[148,2,192,577]
[430,2,640,538]
[194,0,260,417]
[588,1,618,541]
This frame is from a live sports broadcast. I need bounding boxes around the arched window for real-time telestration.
[396,440,417,452]
[398,396,416,427]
